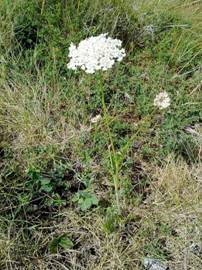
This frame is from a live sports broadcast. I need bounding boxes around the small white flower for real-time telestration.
[90,114,102,124]
[67,33,126,73]
[154,92,170,109]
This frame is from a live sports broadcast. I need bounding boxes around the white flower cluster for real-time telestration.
[154,91,170,110]
[67,33,126,74]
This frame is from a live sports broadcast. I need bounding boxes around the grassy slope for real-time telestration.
[0,0,201,269]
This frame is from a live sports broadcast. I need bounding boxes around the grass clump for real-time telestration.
[0,0,201,269]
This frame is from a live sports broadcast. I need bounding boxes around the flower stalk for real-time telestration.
[97,74,120,211]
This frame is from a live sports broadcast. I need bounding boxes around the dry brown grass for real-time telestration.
[0,79,83,172]
[1,156,200,269]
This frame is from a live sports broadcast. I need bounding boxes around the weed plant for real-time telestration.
[0,0,201,269]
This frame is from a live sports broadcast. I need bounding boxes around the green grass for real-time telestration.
[0,0,202,269]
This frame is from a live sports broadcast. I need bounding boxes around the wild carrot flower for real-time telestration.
[67,33,126,74]
[154,91,170,109]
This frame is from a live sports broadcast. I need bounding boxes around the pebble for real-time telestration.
[143,258,170,270]
[190,243,201,256]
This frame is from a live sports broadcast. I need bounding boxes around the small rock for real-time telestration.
[90,114,102,124]
[143,258,169,270]
[185,123,202,145]
[190,243,201,256]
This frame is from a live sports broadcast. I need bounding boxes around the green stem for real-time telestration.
[41,0,46,15]
[98,75,120,211]
[97,75,155,212]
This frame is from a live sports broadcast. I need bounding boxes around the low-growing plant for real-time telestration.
[72,190,98,211]
[49,233,74,253]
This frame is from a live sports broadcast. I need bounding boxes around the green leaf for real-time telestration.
[40,178,53,192]
[59,235,74,250]
[90,194,98,205]
[49,234,73,253]
[72,191,98,211]
[48,238,60,253]
[72,193,79,202]
[80,197,92,211]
